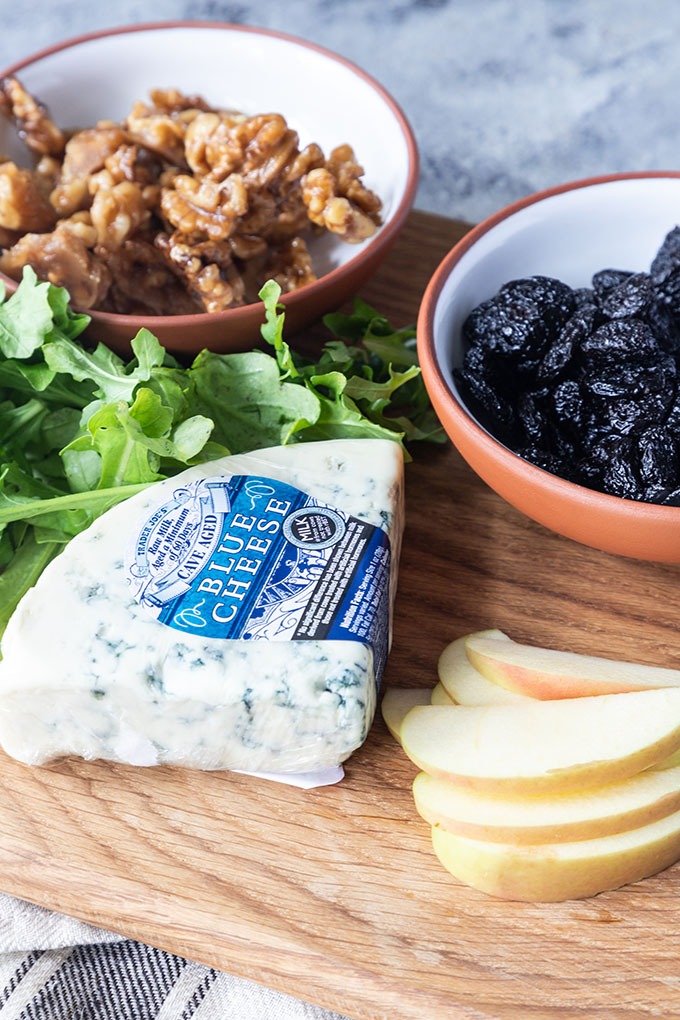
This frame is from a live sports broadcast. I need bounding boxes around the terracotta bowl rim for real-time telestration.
[417,169,680,524]
[0,19,419,329]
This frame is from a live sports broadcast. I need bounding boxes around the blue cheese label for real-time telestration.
[126,473,391,680]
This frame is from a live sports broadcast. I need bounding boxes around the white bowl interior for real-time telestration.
[434,177,680,408]
[0,24,413,277]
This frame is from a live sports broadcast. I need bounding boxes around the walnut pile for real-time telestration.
[0,79,383,315]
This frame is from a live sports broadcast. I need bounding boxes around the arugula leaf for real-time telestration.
[257,282,444,448]
[0,532,60,638]
[63,389,214,489]
[74,399,165,489]
[300,371,410,446]
[0,267,57,359]
[188,349,319,453]
[0,481,151,530]
[46,280,91,342]
[44,328,166,404]
[323,299,419,366]
[343,363,422,405]
[0,358,93,405]
[259,280,299,379]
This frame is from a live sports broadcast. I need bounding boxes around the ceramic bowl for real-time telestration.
[417,172,680,563]
[0,21,418,357]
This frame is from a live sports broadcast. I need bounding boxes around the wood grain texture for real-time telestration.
[3,211,680,1020]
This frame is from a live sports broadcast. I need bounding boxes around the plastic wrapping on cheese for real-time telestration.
[0,439,404,777]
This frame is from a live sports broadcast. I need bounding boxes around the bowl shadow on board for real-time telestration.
[396,443,532,626]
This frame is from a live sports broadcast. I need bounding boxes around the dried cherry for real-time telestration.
[650,226,680,313]
[455,226,680,504]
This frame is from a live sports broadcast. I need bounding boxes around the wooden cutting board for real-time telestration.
[3,210,680,1020]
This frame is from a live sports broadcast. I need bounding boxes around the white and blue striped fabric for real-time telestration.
[0,896,349,1020]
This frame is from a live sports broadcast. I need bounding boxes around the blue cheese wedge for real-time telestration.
[0,439,404,774]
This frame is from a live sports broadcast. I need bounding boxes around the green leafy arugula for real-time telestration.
[0,269,443,638]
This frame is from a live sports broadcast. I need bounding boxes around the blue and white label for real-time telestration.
[125,474,391,680]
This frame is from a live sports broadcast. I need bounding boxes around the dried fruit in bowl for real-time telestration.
[456,227,680,506]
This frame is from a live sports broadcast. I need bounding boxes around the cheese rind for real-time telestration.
[0,439,404,773]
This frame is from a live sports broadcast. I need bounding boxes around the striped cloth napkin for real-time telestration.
[0,895,349,1020]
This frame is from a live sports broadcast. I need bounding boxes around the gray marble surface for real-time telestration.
[1,0,679,224]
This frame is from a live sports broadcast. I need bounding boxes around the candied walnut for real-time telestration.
[0,161,56,232]
[155,231,246,312]
[185,112,303,185]
[192,262,243,312]
[0,76,65,157]
[0,225,111,308]
[326,145,382,217]
[103,143,139,184]
[100,145,163,217]
[184,111,249,178]
[159,166,182,188]
[56,210,98,248]
[281,142,325,184]
[104,143,164,187]
[301,145,381,242]
[266,189,310,243]
[263,236,316,292]
[99,238,200,316]
[237,187,309,244]
[0,226,20,248]
[147,88,214,115]
[238,143,324,245]
[234,113,301,188]
[50,126,130,216]
[88,172,150,250]
[125,99,204,167]
[160,172,248,241]
[34,155,62,199]
[228,232,268,261]
[235,189,276,235]
[302,166,376,242]
[237,236,316,306]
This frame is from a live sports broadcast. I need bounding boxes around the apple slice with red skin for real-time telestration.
[465,633,680,699]
[431,804,680,901]
[439,631,532,705]
[414,751,680,845]
[400,689,680,795]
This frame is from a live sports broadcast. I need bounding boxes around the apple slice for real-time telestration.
[413,758,680,844]
[465,633,680,699]
[399,689,680,795]
[431,807,680,901]
[438,631,532,705]
[381,687,432,742]
[430,682,455,705]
